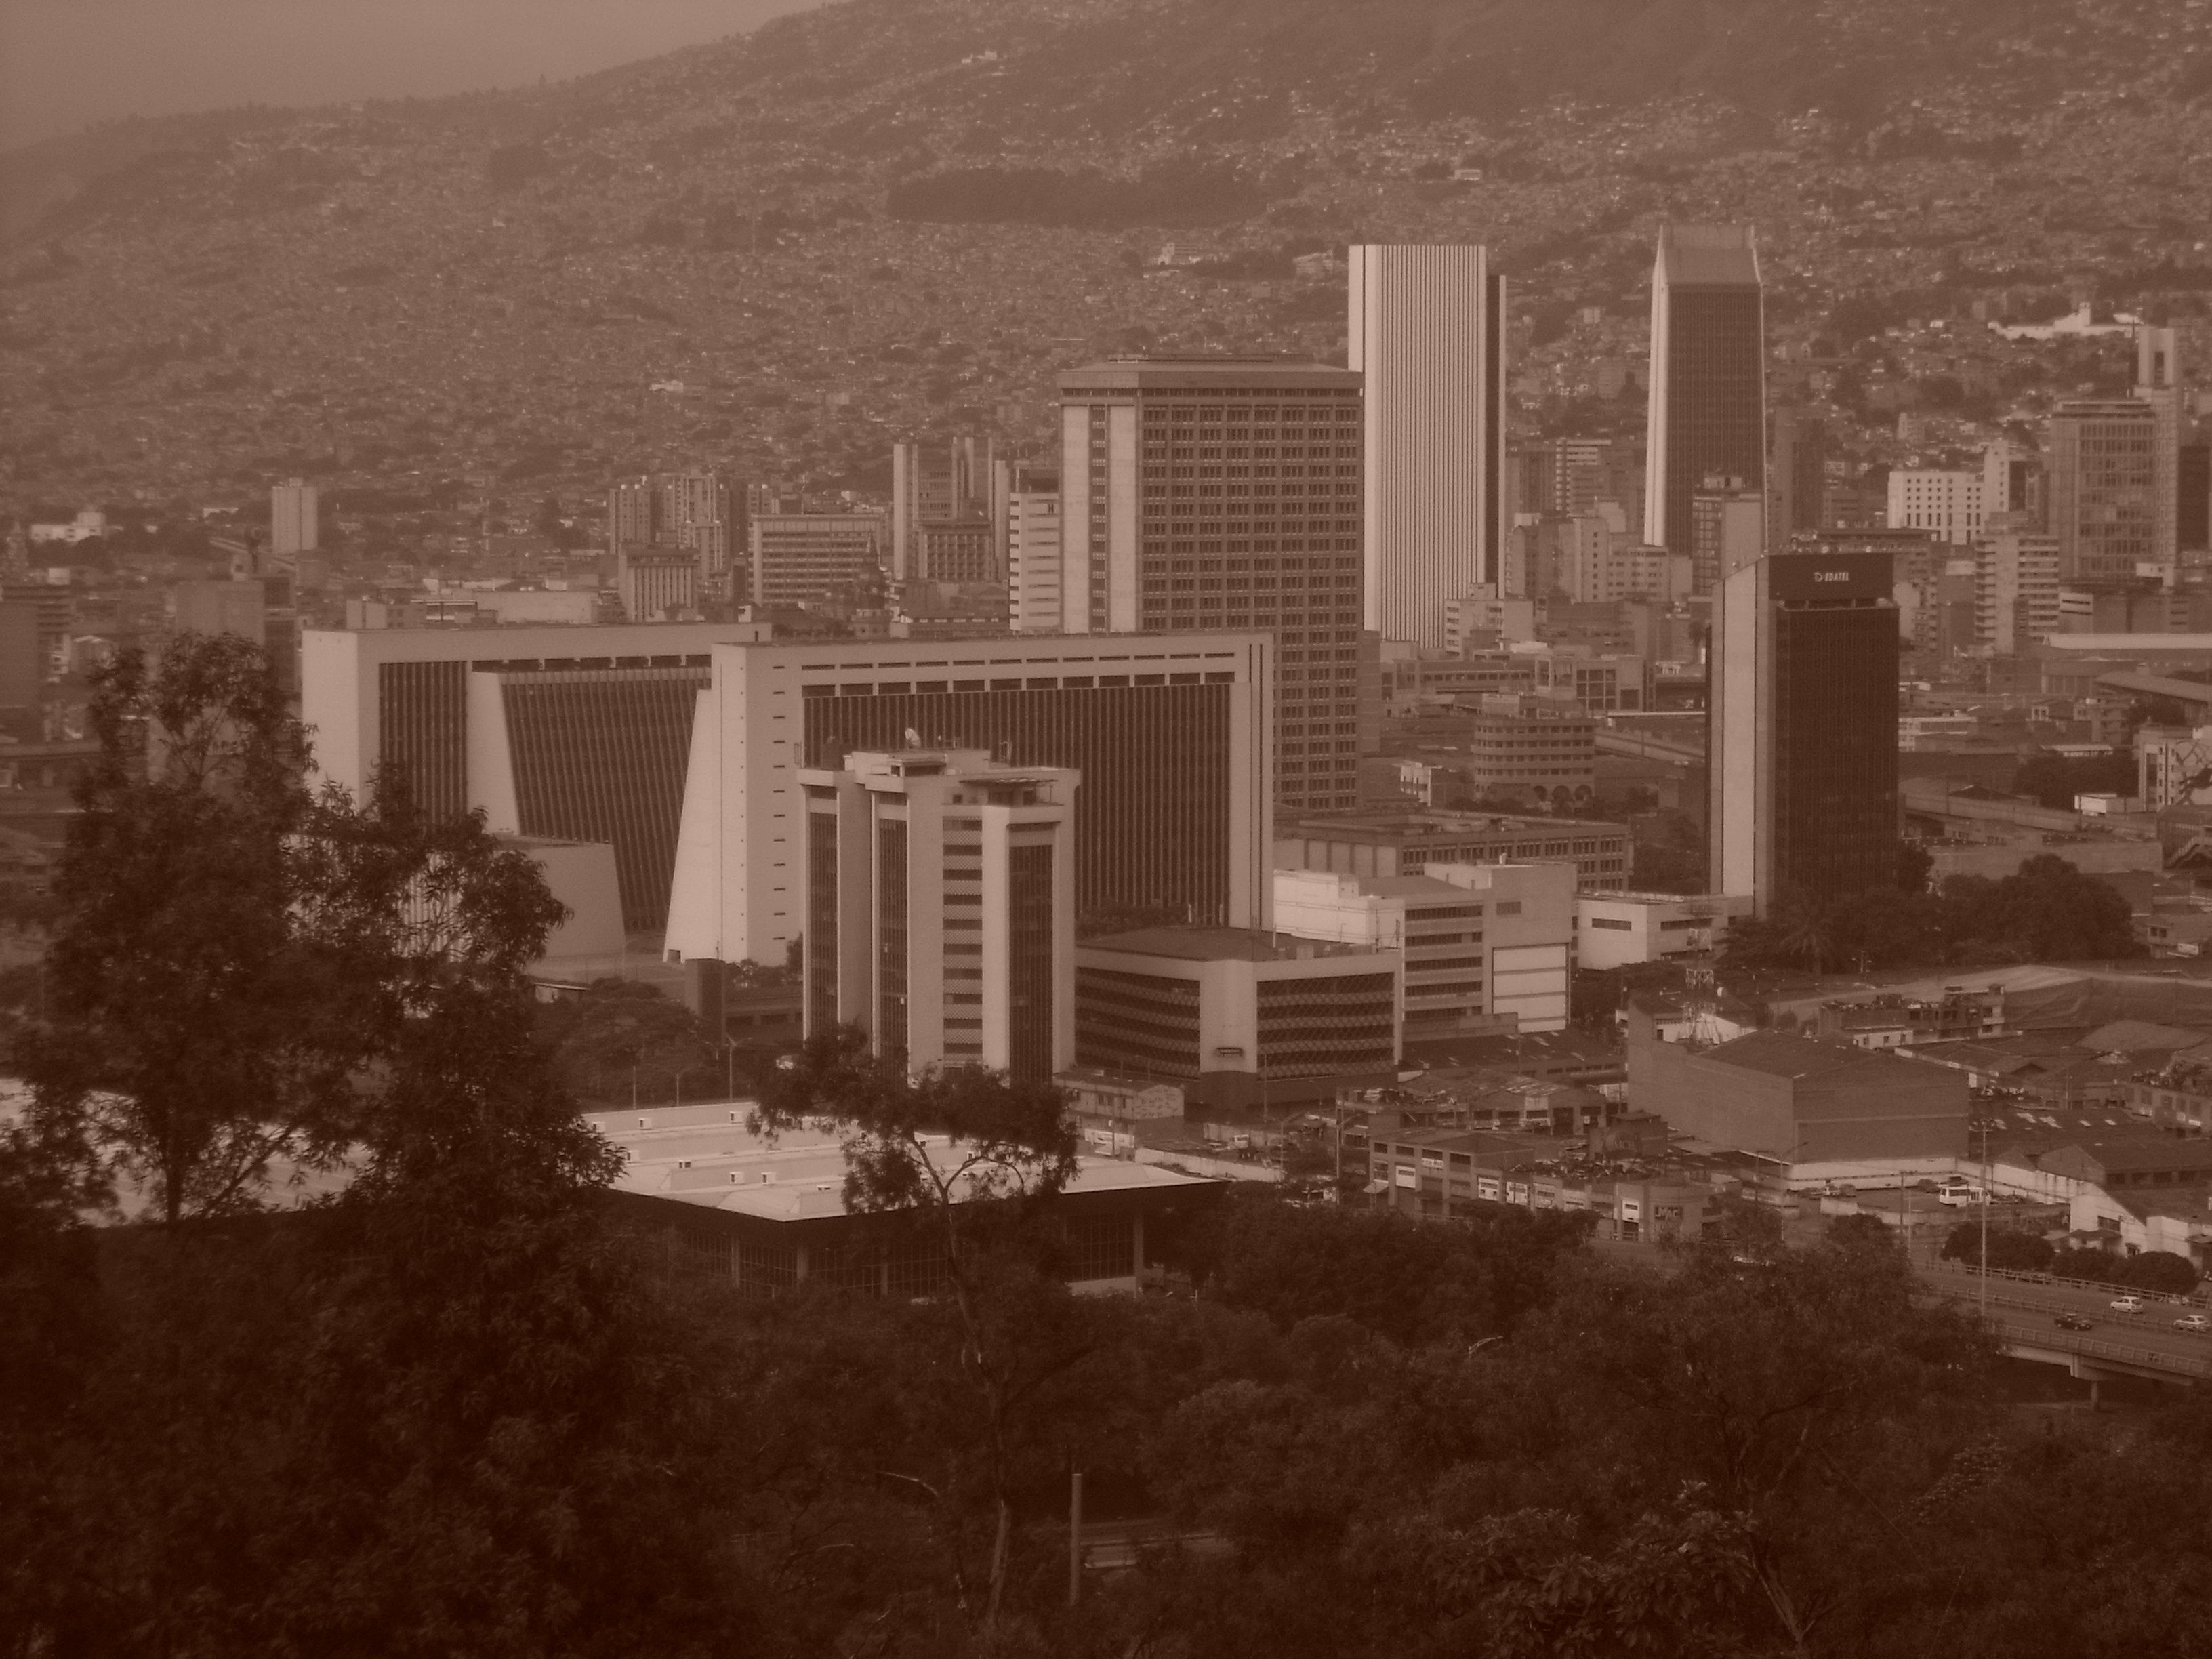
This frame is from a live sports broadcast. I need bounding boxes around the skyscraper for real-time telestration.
[1710,551,1898,914]
[2047,400,2158,588]
[1767,409,1826,552]
[1348,245,1507,646]
[270,479,318,560]
[1056,357,1363,813]
[801,748,1076,1080]
[1645,226,1766,558]
[892,436,991,580]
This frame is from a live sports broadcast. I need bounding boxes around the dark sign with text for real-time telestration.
[1768,551,1891,602]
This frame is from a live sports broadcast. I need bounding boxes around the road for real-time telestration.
[1917,1260,2212,1376]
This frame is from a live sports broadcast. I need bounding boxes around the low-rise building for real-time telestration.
[1626,1004,1969,1166]
[1277,808,1630,890]
[1364,1127,1712,1238]
[1273,861,1574,1039]
[598,1105,1221,1295]
[1074,926,1400,1111]
[1576,890,1751,970]
[1811,987,2010,1050]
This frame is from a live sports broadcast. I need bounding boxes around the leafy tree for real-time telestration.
[1940,1221,2053,1273]
[1898,838,1934,895]
[1936,855,2143,963]
[756,1027,1080,1635]
[2011,747,2137,810]
[16,634,352,1227]
[536,977,718,1105]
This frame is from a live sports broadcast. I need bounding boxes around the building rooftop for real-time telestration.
[1280,808,1626,843]
[1656,223,1760,287]
[1079,926,1392,964]
[1059,357,1361,392]
[587,1103,1216,1221]
[1696,1029,1885,1079]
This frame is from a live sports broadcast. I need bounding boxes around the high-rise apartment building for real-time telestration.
[1645,225,1766,557]
[665,632,1275,969]
[1981,439,2043,530]
[270,480,317,560]
[1348,245,1507,646]
[746,512,886,607]
[1006,478,1064,634]
[1973,532,2062,656]
[1056,357,1364,813]
[801,749,1076,1080]
[2047,400,2158,588]
[1710,552,1898,913]
[609,478,663,550]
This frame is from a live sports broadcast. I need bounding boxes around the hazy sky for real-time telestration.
[0,0,827,151]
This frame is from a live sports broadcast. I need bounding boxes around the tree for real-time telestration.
[1772,887,1837,975]
[1936,855,2143,962]
[756,1027,1079,1635]
[1941,1222,2053,1273]
[17,634,350,1227]
[536,977,718,1105]
[2011,747,2137,810]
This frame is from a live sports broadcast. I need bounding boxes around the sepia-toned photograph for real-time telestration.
[4,1,2212,1652]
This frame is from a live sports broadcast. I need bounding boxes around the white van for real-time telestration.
[1937,1178,1984,1207]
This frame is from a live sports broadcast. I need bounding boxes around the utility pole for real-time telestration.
[1067,1471,1084,1608]
[1979,1118,1992,1325]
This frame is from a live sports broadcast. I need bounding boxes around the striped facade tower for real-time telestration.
[1349,244,1507,648]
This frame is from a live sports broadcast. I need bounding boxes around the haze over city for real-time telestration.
[7,1,2212,1654]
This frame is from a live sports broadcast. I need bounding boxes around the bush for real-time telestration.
[2115,1250,2200,1295]
[1941,1223,2053,1273]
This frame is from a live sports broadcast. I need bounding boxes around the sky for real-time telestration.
[0,0,827,152]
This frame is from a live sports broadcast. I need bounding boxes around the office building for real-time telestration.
[2047,400,2158,588]
[170,581,267,645]
[1074,927,1399,1110]
[665,632,1275,970]
[801,749,1076,1080]
[1511,436,1618,521]
[1974,532,2062,655]
[2184,442,2211,553]
[300,621,762,933]
[619,549,699,621]
[1710,551,1898,913]
[2,585,73,682]
[1644,225,1766,558]
[1454,705,1598,808]
[270,480,317,560]
[1276,808,1629,890]
[0,605,41,708]
[1057,356,1364,813]
[1348,245,1507,646]
[1688,474,1765,591]
[746,512,886,607]
[1006,477,1064,634]
[1575,891,1752,970]
[1982,439,2043,529]
[1275,859,1575,1040]
[609,477,663,550]
[2137,326,2183,571]
[914,520,996,584]
[893,436,991,580]
[1887,469,1984,545]
[1768,410,1826,551]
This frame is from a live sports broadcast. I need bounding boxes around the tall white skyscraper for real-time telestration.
[1349,245,1507,648]
[270,478,317,560]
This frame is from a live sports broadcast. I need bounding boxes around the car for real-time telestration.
[2177,1314,2211,1334]
[2111,1295,2146,1314]
[2054,1313,2093,1331]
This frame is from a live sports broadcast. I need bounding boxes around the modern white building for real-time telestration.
[800,750,1077,1080]
[1886,469,1984,546]
[747,512,886,607]
[1349,243,1508,648]
[665,632,1276,969]
[1006,486,1063,634]
[1575,890,1753,971]
[270,480,317,559]
[1273,859,1574,1036]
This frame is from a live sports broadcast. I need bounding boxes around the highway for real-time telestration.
[1916,1260,2212,1379]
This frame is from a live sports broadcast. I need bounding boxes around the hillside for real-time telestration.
[3,0,2210,508]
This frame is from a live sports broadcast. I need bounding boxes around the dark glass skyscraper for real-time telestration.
[1645,225,1766,563]
[1711,552,1898,913]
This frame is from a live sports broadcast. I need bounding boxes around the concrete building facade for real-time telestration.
[1348,244,1507,647]
[1644,225,1766,558]
[800,750,1076,1081]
